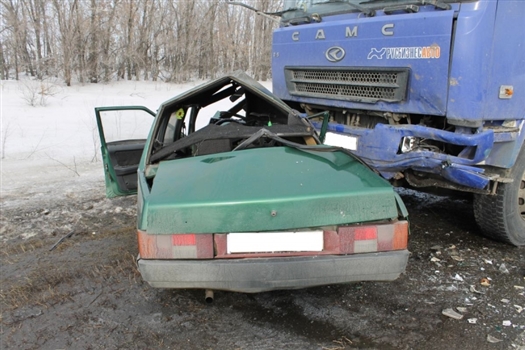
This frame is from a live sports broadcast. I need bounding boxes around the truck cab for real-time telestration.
[271,0,525,245]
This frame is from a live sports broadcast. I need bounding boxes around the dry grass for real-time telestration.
[322,336,353,350]
[1,257,139,311]
[0,226,139,312]
[0,267,78,310]
[1,238,46,257]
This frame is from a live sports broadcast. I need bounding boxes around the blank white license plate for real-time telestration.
[227,231,323,254]
[324,132,358,151]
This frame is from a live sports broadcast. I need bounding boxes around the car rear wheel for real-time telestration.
[474,143,525,246]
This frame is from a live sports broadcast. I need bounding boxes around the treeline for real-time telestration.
[0,0,281,85]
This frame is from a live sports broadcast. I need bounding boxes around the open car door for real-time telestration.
[95,106,155,198]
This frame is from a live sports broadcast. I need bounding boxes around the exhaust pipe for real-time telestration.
[205,289,214,303]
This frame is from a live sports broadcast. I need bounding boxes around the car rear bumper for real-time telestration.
[137,250,409,293]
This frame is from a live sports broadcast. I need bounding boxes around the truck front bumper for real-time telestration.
[137,250,409,293]
[314,122,496,189]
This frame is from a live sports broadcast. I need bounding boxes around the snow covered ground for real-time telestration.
[0,78,272,211]
[1,79,193,198]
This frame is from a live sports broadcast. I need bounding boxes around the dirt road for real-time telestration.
[1,185,524,350]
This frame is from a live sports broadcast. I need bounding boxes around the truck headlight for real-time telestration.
[400,136,417,153]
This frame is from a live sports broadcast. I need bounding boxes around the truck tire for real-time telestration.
[474,143,525,246]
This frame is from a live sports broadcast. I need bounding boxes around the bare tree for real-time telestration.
[0,39,7,80]
[87,0,98,83]
[23,0,43,79]
[2,0,25,79]
[1,0,283,85]
[52,0,79,86]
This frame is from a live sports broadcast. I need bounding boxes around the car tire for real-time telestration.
[473,143,525,246]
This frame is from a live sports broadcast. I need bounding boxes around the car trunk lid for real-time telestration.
[145,146,398,234]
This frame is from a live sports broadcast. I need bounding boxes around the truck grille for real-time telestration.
[285,67,409,103]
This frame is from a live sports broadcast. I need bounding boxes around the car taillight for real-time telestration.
[214,220,409,258]
[334,220,408,254]
[137,230,213,259]
[138,221,408,259]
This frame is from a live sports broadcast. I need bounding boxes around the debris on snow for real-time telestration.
[452,274,464,282]
[487,335,502,343]
[83,204,94,210]
[442,308,464,320]
[451,255,464,262]
[444,285,459,292]
[470,285,485,294]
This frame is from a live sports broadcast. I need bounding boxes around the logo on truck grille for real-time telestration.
[325,47,345,62]
[367,45,441,60]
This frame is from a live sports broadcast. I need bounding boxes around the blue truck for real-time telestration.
[235,0,524,245]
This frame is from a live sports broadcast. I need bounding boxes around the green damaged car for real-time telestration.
[96,72,409,293]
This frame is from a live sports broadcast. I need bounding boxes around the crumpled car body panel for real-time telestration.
[146,146,398,234]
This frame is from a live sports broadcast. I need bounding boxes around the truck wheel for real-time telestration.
[473,143,525,246]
